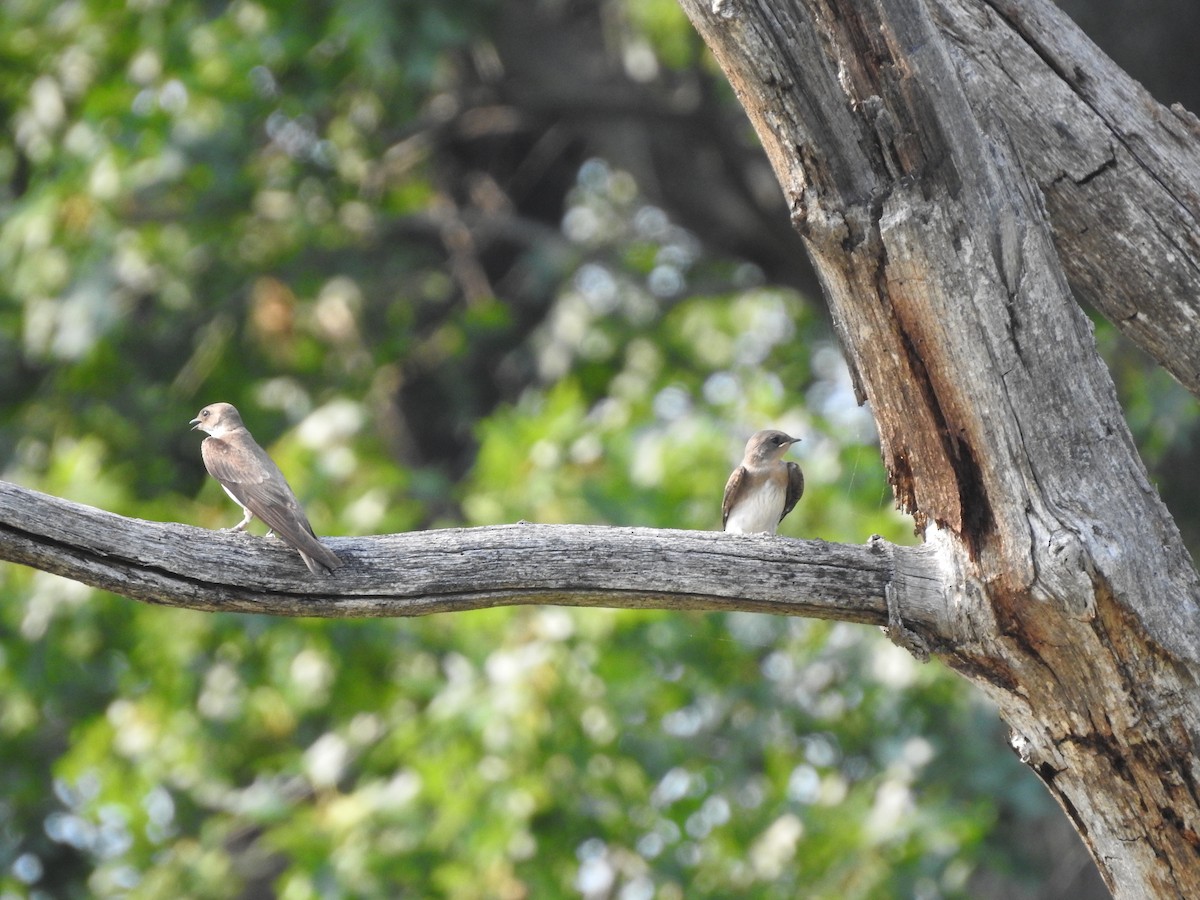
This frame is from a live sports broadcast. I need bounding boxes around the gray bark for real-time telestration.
[934,0,1200,396]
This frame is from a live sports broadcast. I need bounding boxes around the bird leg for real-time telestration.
[223,507,254,533]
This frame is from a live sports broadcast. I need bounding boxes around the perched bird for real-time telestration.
[722,429,804,535]
[190,402,343,576]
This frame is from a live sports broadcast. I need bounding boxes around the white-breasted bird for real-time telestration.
[722,429,804,534]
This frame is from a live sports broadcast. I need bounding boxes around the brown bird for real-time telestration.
[190,402,343,575]
[722,429,804,534]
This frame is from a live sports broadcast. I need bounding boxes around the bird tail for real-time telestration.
[299,542,343,576]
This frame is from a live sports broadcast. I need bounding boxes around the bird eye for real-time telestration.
[201,410,209,418]
[774,436,783,444]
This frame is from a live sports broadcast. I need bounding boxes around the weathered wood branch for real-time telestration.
[933,0,1200,396]
[0,480,946,632]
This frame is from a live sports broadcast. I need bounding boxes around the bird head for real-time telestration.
[190,402,244,437]
[744,429,800,465]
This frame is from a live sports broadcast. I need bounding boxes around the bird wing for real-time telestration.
[202,436,342,571]
[780,461,805,522]
[721,465,746,529]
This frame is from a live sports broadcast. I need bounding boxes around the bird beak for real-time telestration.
[189,417,202,431]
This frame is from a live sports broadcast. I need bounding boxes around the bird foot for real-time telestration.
[222,514,252,533]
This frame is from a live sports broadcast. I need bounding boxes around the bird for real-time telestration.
[190,402,343,576]
[722,429,804,535]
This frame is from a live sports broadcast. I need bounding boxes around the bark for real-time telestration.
[674,0,1200,896]
[934,0,1200,396]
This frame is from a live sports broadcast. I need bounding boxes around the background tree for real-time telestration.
[0,0,1195,896]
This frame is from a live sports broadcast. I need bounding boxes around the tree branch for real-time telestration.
[933,0,1200,396]
[0,481,945,636]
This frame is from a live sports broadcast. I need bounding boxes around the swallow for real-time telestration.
[722,429,804,534]
[191,402,343,575]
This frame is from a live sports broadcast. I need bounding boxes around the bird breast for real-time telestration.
[725,477,787,535]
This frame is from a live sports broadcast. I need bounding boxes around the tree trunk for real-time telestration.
[675,0,1200,896]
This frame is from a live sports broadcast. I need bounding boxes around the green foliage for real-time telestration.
[0,0,492,503]
[621,0,699,71]
[0,0,1155,897]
